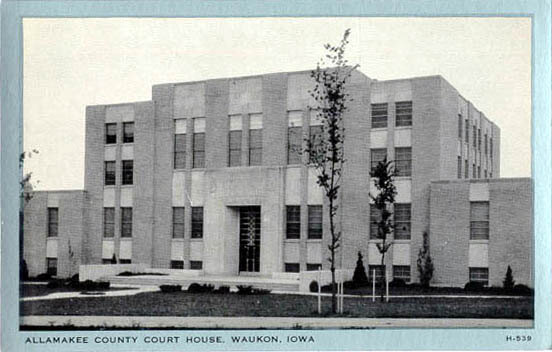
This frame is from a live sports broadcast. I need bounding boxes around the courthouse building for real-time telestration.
[23,69,533,288]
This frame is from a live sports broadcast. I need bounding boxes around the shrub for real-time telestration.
[352,252,369,287]
[117,271,134,276]
[309,280,319,293]
[159,284,182,293]
[20,260,29,280]
[252,288,271,295]
[46,280,63,289]
[66,274,80,288]
[417,232,434,288]
[464,281,485,291]
[503,266,515,290]
[512,284,533,296]
[187,283,214,293]
[389,278,407,288]
[79,280,110,291]
[36,273,52,281]
[237,285,253,295]
[215,285,230,294]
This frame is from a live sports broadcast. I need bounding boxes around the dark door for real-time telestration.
[239,206,261,272]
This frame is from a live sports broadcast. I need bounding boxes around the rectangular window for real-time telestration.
[371,148,387,174]
[370,205,381,239]
[174,133,187,169]
[393,265,411,282]
[309,125,323,148]
[464,160,469,179]
[395,147,412,177]
[472,126,477,148]
[123,122,134,143]
[190,261,203,270]
[478,166,481,178]
[286,205,301,239]
[104,161,116,186]
[457,156,462,179]
[394,204,411,240]
[285,263,300,273]
[172,207,185,239]
[472,163,476,178]
[46,258,57,276]
[105,123,117,144]
[489,172,493,178]
[193,132,205,168]
[121,207,133,238]
[122,160,133,185]
[306,263,322,271]
[102,259,114,265]
[307,205,323,239]
[249,114,263,166]
[484,134,488,155]
[228,130,242,167]
[470,201,489,240]
[490,137,493,158]
[119,259,131,264]
[47,208,58,237]
[103,208,115,238]
[287,112,303,165]
[170,260,184,269]
[395,101,412,127]
[458,115,463,139]
[478,129,481,150]
[464,119,469,143]
[484,170,488,178]
[368,265,385,283]
[469,267,489,286]
[371,103,388,128]
[191,207,203,239]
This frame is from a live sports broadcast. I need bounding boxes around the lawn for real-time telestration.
[21,284,135,298]
[20,291,533,319]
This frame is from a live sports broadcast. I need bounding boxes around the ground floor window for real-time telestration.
[171,260,184,269]
[190,261,203,270]
[102,259,114,265]
[46,258,57,276]
[368,265,385,283]
[284,263,300,273]
[306,263,321,271]
[119,259,131,264]
[469,267,489,286]
[393,265,411,282]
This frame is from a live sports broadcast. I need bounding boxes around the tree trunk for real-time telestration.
[329,196,337,314]
[380,245,386,302]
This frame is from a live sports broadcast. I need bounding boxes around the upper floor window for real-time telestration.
[464,119,469,143]
[122,160,133,185]
[191,207,204,239]
[490,137,493,158]
[286,205,301,239]
[371,103,387,129]
[121,207,133,238]
[174,119,187,169]
[193,118,206,168]
[123,122,134,143]
[103,207,115,238]
[172,207,185,239]
[371,149,387,174]
[470,201,489,240]
[287,111,303,165]
[457,156,462,179]
[464,159,469,179]
[228,115,242,167]
[478,128,481,150]
[478,166,481,178]
[369,205,381,239]
[249,114,263,166]
[47,207,58,237]
[458,114,463,139]
[472,126,477,148]
[105,123,117,144]
[105,161,116,186]
[484,133,488,155]
[394,203,411,240]
[395,101,412,127]
[307,205,322,239]
[395,147,412,177]
[472,163,476,178]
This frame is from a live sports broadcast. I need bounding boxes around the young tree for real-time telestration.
[417,231,434,289]
[503,265,515,290]
[369,157,397,301]
[352,251,369,287]
[20,149,39,279]
[303,29,359,313]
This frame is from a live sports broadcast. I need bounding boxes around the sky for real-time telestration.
[23,17,531,190]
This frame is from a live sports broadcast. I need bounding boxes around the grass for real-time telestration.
[20,291,533,319]
[331,285,533,296]
[21,284,134,298]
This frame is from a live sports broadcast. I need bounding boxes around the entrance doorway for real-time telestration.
[239,206,261,273]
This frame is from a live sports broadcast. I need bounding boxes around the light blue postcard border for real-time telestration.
[1,0,550,351]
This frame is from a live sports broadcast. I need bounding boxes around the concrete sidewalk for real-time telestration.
[20,315,533,329]
[20,285,158,301]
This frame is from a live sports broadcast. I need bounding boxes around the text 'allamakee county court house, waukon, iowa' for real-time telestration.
[23,69,533,291]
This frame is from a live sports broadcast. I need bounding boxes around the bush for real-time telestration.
[215,285,230,294]
[117,271,168,276]
[67,274,80,287]
[237,285,253,295]
[79,280,110,291]
[512,284,533,296]
[352,252,369,287]
[187,283,214,293]
[464,281,485,291]
[309,281,319,293]
[252,288,271,295]
[159,284,182,293]
[46,280,63,289]
[389,278,407,288]
[117,271,134,276]
[36,273,52,281]
[503,266,515,290]
[20,260,29,280]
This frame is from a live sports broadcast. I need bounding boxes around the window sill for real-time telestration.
[469,239,489,244]
[171,238,185,241]
[102,238,115,241]
[120,237,132,241]
[46,237,58,240]
[394,125,412,130]
[393,239,411,243]
[284,239,300,243]
[306,239,323,242]
[370,127,387,131]
[122,142,134,146]
[121,184,134,188]
[190,238,203,242]
[104,185,117,189]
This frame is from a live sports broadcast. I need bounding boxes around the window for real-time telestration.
[171,260,184,269]
[306,263,321,271]
[490,137,493,158]
[469,267,489,286]
[102,259,114,265]
[371,149,387,174]
[395,147,412,177]
[172,207,185,239]
[478,129,481,150]
[394,204,411,240]
[458,115,463,139]
[472,163,476,178]
[478,166,481,178]
[123,122,134,143]
[103,208,115,238]
[46,258,57,276]
[249,113,263,166]
[122,160,133,185]
[395,101,412,127]
[393,265,411,282]
[121,207,132,238]
[285,263,300,273]
[104,161,116,186]
[489,172,493,178]
[368,265,385,283]
[457,156,462,179]
[464,160,468,179]
[287,111,303,165]
[484,170,488,178]
[105,123,117,144]
[309,125,323,148]
[228,130,242,166]
[286,206,301,239]
[193,118,206,168]
[47,208,58,237]
[370,205,381,239]
[119,259,131,264]
[371,103,388,128]
[464,119,469,143]
[191,207,203,239]
[190,261,203,270]
[484,134,488,155]
[307,205,323,239]
[174,134,186,169]
[472,126,477,148]
[470,201,489,240]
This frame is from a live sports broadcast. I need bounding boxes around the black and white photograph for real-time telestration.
[19,16,533,330]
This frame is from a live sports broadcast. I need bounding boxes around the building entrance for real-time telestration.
[239,206,261,273]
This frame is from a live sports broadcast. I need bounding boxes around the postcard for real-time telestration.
[1,0,551,351]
